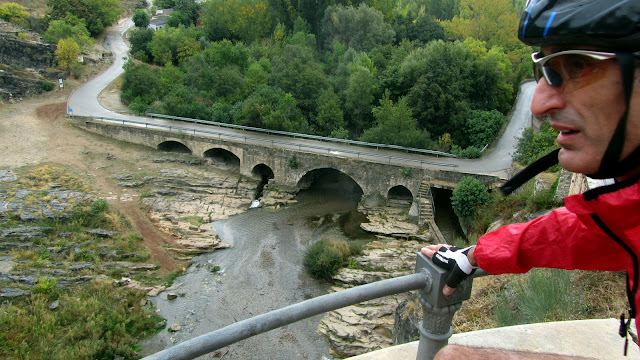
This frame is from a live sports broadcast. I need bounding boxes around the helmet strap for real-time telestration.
[589,52,638,179]
[500,148,560,196]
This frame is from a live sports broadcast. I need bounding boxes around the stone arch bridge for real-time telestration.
[77,120,504,225]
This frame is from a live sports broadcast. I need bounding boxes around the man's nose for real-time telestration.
[530,80,566,116]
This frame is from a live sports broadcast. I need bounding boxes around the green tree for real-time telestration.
[321,3,395,52]
[147,26,204,65]
[363,0,396,22]
[234,84,285,127]
[176,36,201,64]
[0,2,29,26]
[263,93,309,133]
[43,17,94,49]
[121,61,162,105]
[132,9,150,28]
[402,40,474,139]
[161,84,210,119]
[271,44,327,115]
[202,0,237,41]
[174,0,200,26]
[55,38,81,72]
[313,87,345,137]
[202,0,272,43]
[244,60,270,94]
[515,122,560,166]
[360,92,432,148]
[128,28,154,62]
[158,63,184,98]
[203,39,249,70]
[148,28,174,65]
[408,15,445,44]
[451,176,490,218]
[423,0,459,20]
[234,0,273,43]
[444,0,519,49]
[154,0,175,8]
[47,0,124,37]
[344,62,376,136]
[211,65,246,102]
[461,110,504,149]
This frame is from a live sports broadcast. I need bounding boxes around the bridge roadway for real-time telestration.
[68,18,536,180]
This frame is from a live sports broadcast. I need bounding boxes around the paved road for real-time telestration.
[67,20,536,178]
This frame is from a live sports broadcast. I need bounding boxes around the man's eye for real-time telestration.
[562,55,594,78]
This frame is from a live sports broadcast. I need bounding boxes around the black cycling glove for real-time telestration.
[432,246,477,289]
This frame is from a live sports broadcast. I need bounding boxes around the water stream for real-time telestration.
[141,179,366,359]
[141,179,464,359]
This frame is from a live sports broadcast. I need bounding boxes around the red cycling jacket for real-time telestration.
[474,175,640,336]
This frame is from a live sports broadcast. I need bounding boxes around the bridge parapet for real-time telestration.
[74,119,504,225]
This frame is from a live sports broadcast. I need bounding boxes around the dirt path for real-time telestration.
[0,84,184,274]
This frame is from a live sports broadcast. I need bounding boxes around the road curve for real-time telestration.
[67,20,536,178]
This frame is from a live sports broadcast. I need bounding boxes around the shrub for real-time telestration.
[452,145,482,158]
[451,176,490,218]
[304,238,365,279]
[514,122,559,166]
[289,155,299,169]
[71,65,83,79]
[41,82,55,91]
[304,240,345,280]
[129,102,148,115]
[528,174,562,212]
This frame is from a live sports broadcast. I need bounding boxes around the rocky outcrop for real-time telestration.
[141,168,258,223]
[110,167,259,260]
[0,22,60,99]
[317,239,422,358]
[0,169,157,299]
[0,33,55,70]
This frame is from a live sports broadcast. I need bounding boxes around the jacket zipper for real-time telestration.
[591,214,638,354]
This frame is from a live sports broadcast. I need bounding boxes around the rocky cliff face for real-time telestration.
[0,34,55,70]
[0,23,59,99]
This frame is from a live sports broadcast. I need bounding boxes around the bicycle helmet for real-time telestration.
[501,0,640,195]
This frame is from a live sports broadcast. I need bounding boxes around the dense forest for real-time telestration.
[119,0,533,157]
[2,0,533,156]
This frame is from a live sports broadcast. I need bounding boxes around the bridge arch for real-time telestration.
[297,168,364,202]
[251,164,274,181]
[387,185,413,207]
[204,148,240,171]
[158,140,192,154]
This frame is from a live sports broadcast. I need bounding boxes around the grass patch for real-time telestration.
[15,165,89,193]
[179,216,204,227]
[494,269,584,326]
[162,266,186,287]
[0,281,161,359]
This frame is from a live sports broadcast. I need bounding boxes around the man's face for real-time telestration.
[530,46,640,177]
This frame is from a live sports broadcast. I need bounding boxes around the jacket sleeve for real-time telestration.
[474,206,630,274]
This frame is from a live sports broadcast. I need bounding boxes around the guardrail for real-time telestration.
[143,112,457,158]
[71,115,460,168]
[142,253,486,360]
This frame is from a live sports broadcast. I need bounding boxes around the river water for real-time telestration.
[141,181,363,359]
[141,179,461,359]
